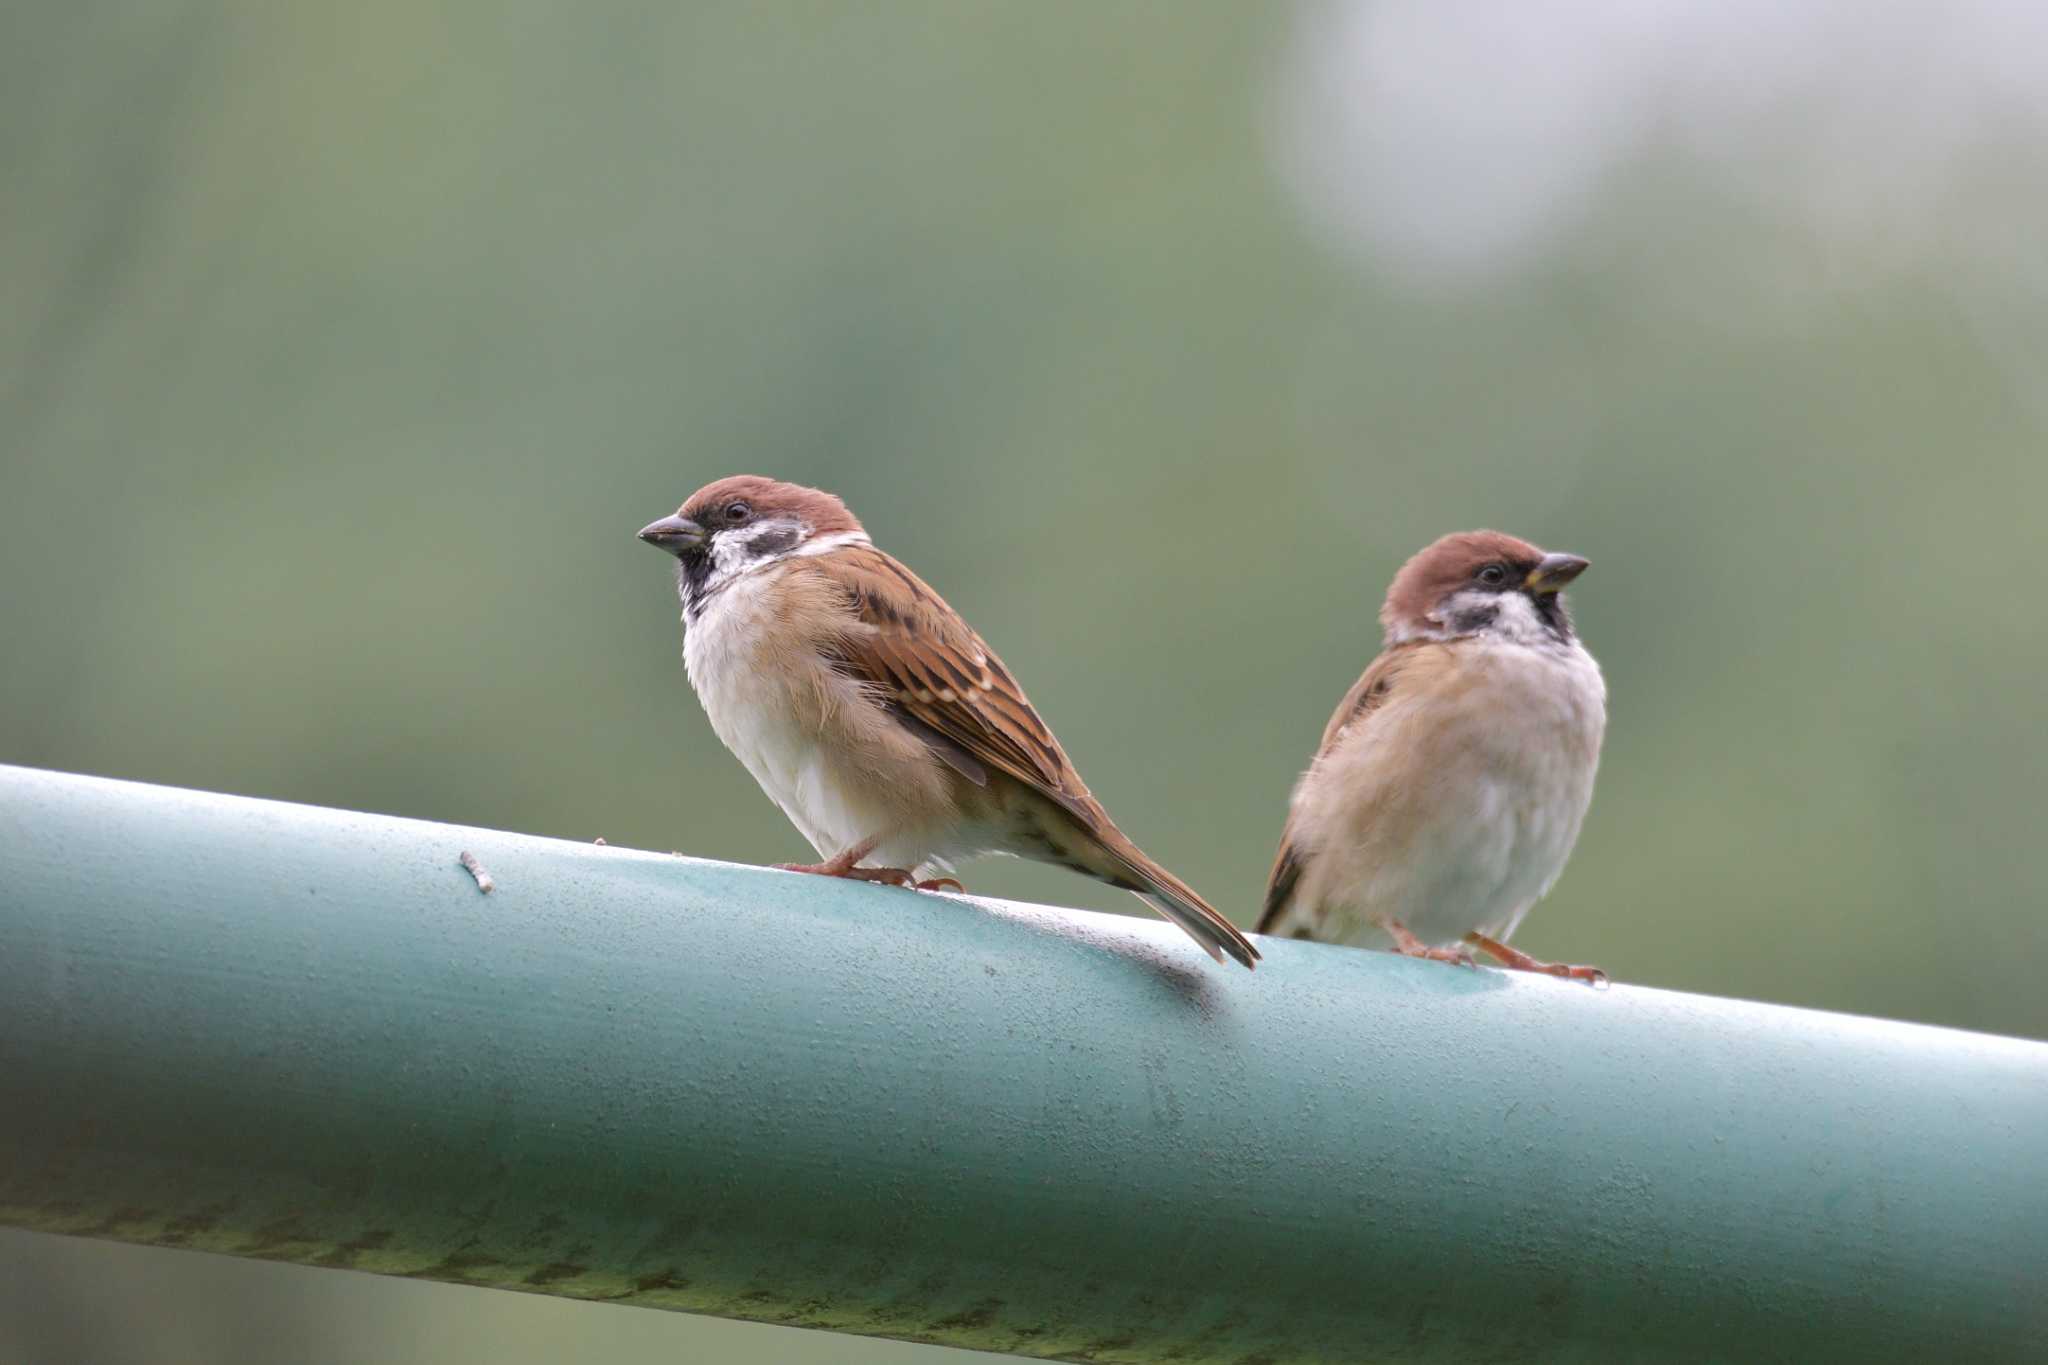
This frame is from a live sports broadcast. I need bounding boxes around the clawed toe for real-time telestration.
[1379,920,1475,967]
[1463,932,1607,987]
[853,866,917,887]
[774,860,920,887]
[1402,943,1475,967]
[914,877,965,893]
[1530,959,1606,986]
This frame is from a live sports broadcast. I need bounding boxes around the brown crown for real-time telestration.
[677,475,865,538]
[1380,529,1546,634]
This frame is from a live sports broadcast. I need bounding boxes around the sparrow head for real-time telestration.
[638,475,869,618]
[1381,530,1589,647]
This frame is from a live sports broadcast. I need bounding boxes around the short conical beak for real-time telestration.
[1525,553,1589,594]
[637,514,705,556]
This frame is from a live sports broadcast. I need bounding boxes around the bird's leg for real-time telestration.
[774,837,960,892]
[1377,919,1476,967]
[1463,932,1607,986]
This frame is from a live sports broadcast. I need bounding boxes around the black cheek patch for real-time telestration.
[746,526,801,557]
[1448,603,1500,634]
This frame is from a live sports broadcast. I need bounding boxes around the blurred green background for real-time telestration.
[4,2,2045,1361]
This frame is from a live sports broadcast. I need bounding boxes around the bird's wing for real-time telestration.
[1257,643,1419,935]
[799,545,1091,815]
[799,545,1258,968]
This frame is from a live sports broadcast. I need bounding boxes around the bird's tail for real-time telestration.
[1097,829,1261,970]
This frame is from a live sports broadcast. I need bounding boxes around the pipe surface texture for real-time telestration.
[1,765,2044,1362]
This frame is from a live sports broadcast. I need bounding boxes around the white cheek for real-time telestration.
[1403,588,1557,648]
[708,522,788,578]
[1489,592,1546,641]
[701,522,871,595]
[708,536,745,578]
[699,518,803,593]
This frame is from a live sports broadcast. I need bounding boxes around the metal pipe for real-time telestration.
[1,765,2043,1362]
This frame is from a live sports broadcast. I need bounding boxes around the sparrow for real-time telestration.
[637,476,1259,969]
[1257,531,1607,982]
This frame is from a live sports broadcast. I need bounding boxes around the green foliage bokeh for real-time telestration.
[4,5,2044,1362]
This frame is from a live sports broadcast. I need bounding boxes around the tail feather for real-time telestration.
[1105,839,1260,970]
[1029,793,1261,969]
[1136,890,1260,969]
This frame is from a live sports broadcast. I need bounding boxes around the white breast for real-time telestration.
[680,573,854,860]
[684,574,795,794]
[1295,638,1606,946]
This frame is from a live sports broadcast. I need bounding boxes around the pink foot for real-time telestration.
[773,860,916,887]
[1381,920,1476,967]
[1464,932,1608,987]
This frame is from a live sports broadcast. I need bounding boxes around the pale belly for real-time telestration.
[1299,641,1605,947]
[1357,770,1593,944]
[680,574,960,873]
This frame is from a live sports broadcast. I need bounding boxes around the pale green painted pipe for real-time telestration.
[1,765,2043,1362]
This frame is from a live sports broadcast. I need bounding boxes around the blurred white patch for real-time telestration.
[1271,0,2048,294]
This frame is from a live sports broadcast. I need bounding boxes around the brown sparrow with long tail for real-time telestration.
[1258,532,1606,982]
[638,476,1258,969]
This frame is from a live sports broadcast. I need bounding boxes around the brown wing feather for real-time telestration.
[801,545,1258,968]
[1257,645,1417,934]
[801,546,1092,818]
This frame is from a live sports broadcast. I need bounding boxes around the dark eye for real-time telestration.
[724,500,752,524]
[1476,563,1508,587]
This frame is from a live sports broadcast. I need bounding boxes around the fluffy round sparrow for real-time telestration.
[1257,532,1606,982]
[638,476,1259,969]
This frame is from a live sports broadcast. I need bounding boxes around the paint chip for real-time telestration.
[458,850,496,895]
